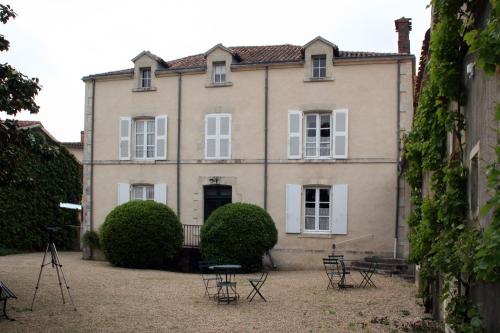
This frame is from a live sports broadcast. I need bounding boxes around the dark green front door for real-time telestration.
[203,185,232,222]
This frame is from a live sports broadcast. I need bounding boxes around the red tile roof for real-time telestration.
[16,120,42,128]
[83,44,407,79]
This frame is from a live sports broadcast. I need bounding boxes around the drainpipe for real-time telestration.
[89,79,96,258]
[264,66,269,210]
[394,60,401,259]
[176,73,182,218]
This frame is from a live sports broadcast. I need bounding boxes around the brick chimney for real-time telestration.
[80,130,84,144]
[395,17,412,54]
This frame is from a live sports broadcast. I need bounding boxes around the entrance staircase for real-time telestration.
[351,256,415,282]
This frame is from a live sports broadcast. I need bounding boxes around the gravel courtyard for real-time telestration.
[0,252,430,332]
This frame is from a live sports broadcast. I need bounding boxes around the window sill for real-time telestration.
[304,77,335,83]
[205,82,233,88]
[297,233,334,239]
[132,87,157,92]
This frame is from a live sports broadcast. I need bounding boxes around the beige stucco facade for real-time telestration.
[82,37,414,269]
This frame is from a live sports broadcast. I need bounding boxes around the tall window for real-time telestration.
[135,119,155,159]
[213,62,226,83]
[304,187,330,232]
[132,184,154,201]
[305,113,331,158]
[205,114,231,159]
[312,55,326,78]
[140,67,151,88]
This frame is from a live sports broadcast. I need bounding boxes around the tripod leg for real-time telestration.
[31,243,50,311]
[52,244,66,305]
[52,245,77,311]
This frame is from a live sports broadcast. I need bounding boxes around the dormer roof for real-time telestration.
[303,36,340,56]
[131,50,168,68]
[204,43,242,61]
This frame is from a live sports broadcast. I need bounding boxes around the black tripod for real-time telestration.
[30,228,76,311]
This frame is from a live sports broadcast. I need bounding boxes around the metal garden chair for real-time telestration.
[322,257,342,290]
[246,271,269,302]
[0,281,17,321]
[198,260,221,298]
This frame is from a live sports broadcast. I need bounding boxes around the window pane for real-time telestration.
[335,136,346,156]
[147,133,154,145]
[319,189,330,202]
[319,68,326,78]
[321,129,330,138]
[319,217,329,230]
[146,186,154,200]
[307,129,316,138]
[305,217,315,230]
[220,73,226,82]
[313,68,319,78]
[306,115,316,128]
[147,146,154,158]
[220,117,230,135]
[305,189,315,202]
[136,146,144,158]
[147,120,155,133]
[136,121,144,133]
[321,115,330,128]
[320,146,330,157]
[207,117,216,135]
[207,139,216,157]
[220,138,230,157]
[134,186,143,200]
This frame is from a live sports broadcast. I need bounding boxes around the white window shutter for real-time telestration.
[288,111,302,159]
[119,117,131,160]
[219,114,231,159]
[331,184,348,234]
[285,184,301,233]
[155,115,167,160]
[154,183,167,204]
[333,109,348,159]
[117,183,130,205]
[205,115,217,159]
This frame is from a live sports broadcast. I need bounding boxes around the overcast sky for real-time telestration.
[1,0,430,142]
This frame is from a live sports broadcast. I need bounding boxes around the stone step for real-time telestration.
[364,256,407,265]
[351,260,408,271]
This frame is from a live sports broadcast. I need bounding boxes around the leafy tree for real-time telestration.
[0,4,42,185]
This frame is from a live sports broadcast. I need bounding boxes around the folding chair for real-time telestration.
[338,259,354,289]
[198,260,221,298]
[359,262,377,288]
[323,258,342,290]
[247,271,269,302]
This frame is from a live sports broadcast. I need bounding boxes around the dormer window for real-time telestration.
[213,62,226,83]
[312,55,326,78]
[140,67,152,88]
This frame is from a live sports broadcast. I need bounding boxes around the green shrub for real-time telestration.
[100,201,183,269]
[200,203,278,271]
[0,129,81,251]
[82,230,100,249]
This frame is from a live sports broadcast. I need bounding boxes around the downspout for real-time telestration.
[264,66,269,210]
[394,60,401,259]
[89,79,96,258]
[176,73,182,218]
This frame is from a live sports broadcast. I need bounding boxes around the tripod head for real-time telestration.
[44,225,62,243]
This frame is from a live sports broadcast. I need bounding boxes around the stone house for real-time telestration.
[81,18,415,269]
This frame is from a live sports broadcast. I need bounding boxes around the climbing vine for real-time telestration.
[402,0,499,332]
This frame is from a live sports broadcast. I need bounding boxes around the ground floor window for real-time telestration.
[132,184,154,201]
[304,187,330,232]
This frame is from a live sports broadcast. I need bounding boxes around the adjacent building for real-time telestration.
[82,18,415,269]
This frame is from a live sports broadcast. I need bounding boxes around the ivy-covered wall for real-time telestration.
[0,127,82,251]
[403,0,499,332]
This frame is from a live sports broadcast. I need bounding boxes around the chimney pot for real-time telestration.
[395,17,412,54]
[80,130,84,144]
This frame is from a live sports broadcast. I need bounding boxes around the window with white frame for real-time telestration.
[305,113,331,158]
[288,109,348,160]
[119,116,168,161]
[140,67,152,88]
[304,187,331,232]
[312,55,326,78]
[135,119,155,159]
[205,114,231,159]
[131,184,154,201]
[213,62,226,83]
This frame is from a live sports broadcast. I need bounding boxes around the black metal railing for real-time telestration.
[183,224,201,248]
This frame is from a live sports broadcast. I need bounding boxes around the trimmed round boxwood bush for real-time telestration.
[200,203,278,271]
[100,201,183,269]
